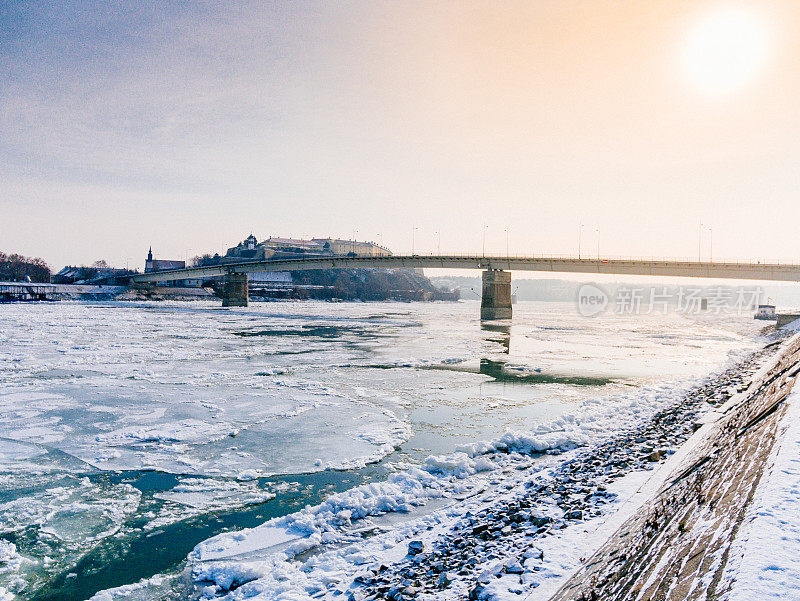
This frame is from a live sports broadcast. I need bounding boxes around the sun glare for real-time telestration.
[682,7,768,97]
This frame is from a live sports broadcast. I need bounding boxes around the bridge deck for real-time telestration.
[130,255,800,284]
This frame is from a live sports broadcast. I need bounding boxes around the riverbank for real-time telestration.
[551,329,800,601]
[178,330,782,601]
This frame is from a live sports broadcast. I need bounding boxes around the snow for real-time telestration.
[184,447,684,601]
[191,464,457,564]
[459,382,700,458]
[184,368,756,601]
[0,541,29,598]
[150,477,276,520]
[95,418,236,446]
[720,389,800,600]
[86,573,177,601]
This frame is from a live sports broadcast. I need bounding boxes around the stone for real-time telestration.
[407,540,425,555]
[386,587,403,601]
[437,572,455,589]
[504,560,524,574]
[530,514,552,527]
[472,524,489,535]
[353,572,375,585]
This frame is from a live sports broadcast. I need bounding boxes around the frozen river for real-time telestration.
[0,300,764,599]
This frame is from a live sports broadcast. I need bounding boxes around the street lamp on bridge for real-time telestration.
[708,225,713,263]
[595,228,600,261]
[699,222,702,262]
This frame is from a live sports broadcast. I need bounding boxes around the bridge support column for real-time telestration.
[222,273,249,307]
[481,269,512,320]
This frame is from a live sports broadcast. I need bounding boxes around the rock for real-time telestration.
[469,584,486,600]
[472,524,489,535]
[530,513,552,527]
[386,587,404,601]
[565,509,583,520]
[353,572,375,585]
[647,450,661,462]
[437,572,455,589]
[510,510,528,523]
[477,570,495,584]
[504,559,524,574]
[407,540,424,555]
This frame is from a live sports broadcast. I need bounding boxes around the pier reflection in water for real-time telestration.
[481,321,511,354]
[478,322,614,386]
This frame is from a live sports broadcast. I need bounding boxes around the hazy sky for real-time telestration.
[2,1,800,269]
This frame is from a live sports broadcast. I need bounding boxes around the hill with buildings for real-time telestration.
[189,235,458,302]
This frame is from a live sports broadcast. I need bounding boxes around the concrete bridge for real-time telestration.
[129,255,800,319]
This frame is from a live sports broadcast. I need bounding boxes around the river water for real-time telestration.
[0,300,764,599]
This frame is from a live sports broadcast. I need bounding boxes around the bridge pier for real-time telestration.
[222,273,249,307]
[481,269,512,320]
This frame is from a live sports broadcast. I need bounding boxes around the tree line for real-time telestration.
[0,252,51,283]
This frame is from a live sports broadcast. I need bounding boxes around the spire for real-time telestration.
[147,247,153,262]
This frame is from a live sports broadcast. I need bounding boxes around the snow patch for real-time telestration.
[720,389,800,600]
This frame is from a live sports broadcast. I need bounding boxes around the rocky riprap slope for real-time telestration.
[550,331,800,601]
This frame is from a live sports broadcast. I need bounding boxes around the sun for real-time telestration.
[681,7,768,97]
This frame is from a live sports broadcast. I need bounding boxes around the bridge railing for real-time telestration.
[399,252,792,265]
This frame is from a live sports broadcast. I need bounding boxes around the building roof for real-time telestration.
[266,237,321,246]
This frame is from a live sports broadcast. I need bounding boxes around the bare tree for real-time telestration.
[0,252,51,282]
